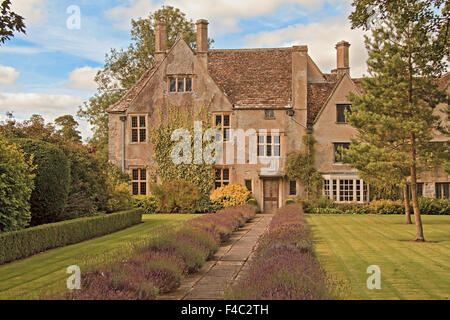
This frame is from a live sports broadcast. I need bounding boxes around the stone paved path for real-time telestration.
[158,213,273,300]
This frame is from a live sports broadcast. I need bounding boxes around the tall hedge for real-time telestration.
[11,139,70,226]
[0,209,142,265]
[0,135,35,232]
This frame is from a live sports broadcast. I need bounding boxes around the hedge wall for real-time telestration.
[0,209,142,265]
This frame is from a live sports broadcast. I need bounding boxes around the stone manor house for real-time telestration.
[107,19,450,211]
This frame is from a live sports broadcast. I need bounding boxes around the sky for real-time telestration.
[0,0,368,140]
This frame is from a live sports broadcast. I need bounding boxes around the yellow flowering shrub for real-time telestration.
[210,184,251,208]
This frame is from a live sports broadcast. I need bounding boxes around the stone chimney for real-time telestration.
[335,40,350,76]
[196,19,209,52]
[155,21,167,62]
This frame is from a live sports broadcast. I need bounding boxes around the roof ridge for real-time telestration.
[209,47,293,52]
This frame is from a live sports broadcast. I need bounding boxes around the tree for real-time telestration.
[0,0,25,45]
[0,134,35,232]
[12,139,70,226]
[78,5,213,160]
[343,143,413,223]
[347,0,449,241]
[54,115,82,143]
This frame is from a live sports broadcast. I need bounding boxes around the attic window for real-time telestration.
[169,77,192,93]
[336,104,351,123]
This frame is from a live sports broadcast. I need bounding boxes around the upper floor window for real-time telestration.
[336,104,351,123]
[258,134,281,157]
[334,142,350,163]
[264,110,275,120]
[169,77,192,93]
[132,168,147,195]
[131,115,146,143]
[215,114,231,141]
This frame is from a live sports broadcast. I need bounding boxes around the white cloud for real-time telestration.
[66,66,101,90]
[0,92,84,117]
[106,0,345,34]
[244,16,369,77]
[11,0,47,25]
[0,65,20,85]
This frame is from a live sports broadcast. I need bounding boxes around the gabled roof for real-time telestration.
[307,79,337,124]
[108,66,157,113]
[207,48,293,109]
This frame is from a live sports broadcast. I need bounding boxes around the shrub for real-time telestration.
[418,197,450,215]
[12,138,70,226]
[285,198,295,205]
[151,179,201,213]
[105,166,132,213]
[0,209,142,265]
[226,204,337,300]
[247,198,258,206]
[368,200,404,215]
[132,195,157,214]
[210,184,251,208]
[0,135,35,232]
[53,205,256,300]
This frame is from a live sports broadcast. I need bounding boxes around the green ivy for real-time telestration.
[286,134,323,200]
[149,103,215,202]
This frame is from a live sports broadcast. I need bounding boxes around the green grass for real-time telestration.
[0,214,198,300]
[307,214,450,300]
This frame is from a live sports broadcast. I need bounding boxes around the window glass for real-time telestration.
[132,116,138,128]
[289,181,296,195]
[131,169,147,195]
[334,143,350,162]
[337,104,351,123]
[169,78,176,92]
[245,180,252,192]
[139,116,146,127]
[132,129,138,143]
[185,78,192,92]
[177,78,184,92]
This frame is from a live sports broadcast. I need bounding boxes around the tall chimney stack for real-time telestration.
[155,21,167,62]
[196,19,209,52]
[335,40,350,76]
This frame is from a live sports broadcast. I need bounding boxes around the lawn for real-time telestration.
[0,214,198,300]
[308,214,450,300]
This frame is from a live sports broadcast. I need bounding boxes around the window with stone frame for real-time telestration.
[289,180,297,196]
[131,115,147,143]
[406,183,424,199]
[324,178,368,203]
[245,179,252,192]
[215,167,230,189]
[336,104,351,123]
[257,134,281,157]
[215,114,231,142]
[132,168,147,195]
[334,142,350,163]
[168,76,192,93]
[436,182,449,199]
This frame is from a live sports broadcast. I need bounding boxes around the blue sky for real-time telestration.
[0,0,367,140]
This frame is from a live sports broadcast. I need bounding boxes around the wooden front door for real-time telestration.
[263,179,279,212]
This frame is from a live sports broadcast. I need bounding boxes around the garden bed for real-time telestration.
[50,205,257,300]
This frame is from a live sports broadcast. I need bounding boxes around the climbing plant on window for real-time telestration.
[149,103,215,206]
[286,134,323,200]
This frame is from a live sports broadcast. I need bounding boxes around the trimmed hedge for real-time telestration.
[11,139,70,226]
[0,209,142,265]
[301,197,450,215]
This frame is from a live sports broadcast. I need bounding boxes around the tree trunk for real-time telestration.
[403,185,412,224]
[410,133,424,241]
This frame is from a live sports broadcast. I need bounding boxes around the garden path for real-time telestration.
[158,213,273,300]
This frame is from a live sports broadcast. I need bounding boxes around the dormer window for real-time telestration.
[169,76,192,93]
